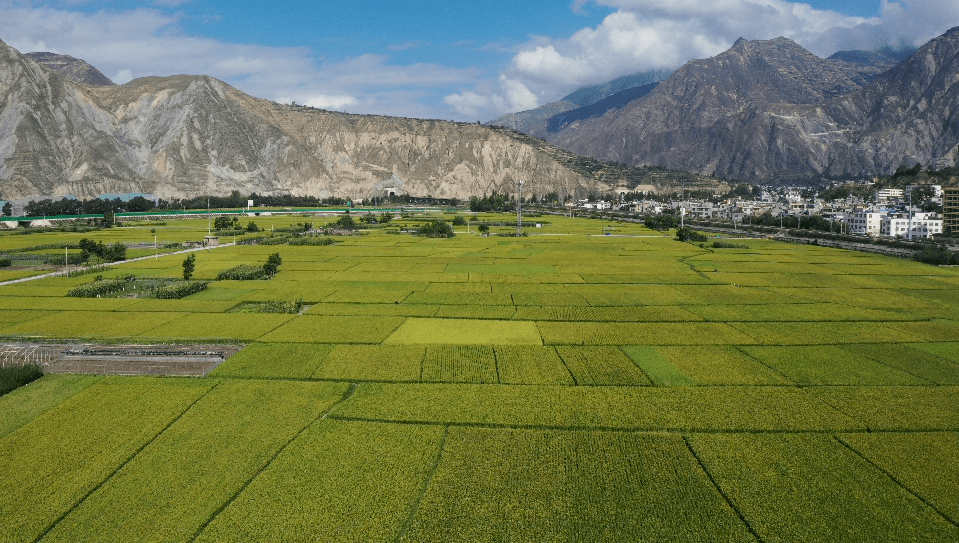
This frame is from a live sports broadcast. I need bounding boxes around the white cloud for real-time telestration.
[0,2,476,119]
[453,0,958,121]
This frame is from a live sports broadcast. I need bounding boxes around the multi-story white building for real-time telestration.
[848,211,885,236]
[874,188,904,204]
[880,212,943,239]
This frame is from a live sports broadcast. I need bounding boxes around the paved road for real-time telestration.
[0,242,237,287]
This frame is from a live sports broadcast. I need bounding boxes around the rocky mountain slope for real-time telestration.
[24,52,114,87]
[487,69,672,139]
[542,30,959,181]
[0,39,608,202]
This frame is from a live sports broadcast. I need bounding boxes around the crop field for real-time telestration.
[1,212,958,541]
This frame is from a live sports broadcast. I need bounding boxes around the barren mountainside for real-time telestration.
[545,29,959,181]
[0,40,606,201]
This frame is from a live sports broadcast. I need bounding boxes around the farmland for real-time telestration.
[1,212,958,541]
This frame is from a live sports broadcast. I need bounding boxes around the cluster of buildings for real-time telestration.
[575,184,959,240]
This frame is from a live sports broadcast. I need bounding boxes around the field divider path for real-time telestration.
[682,436,763,542]
[394,425,449,542]
[832,435,959,528]
[188,382,358,542]
[32,379,222,543]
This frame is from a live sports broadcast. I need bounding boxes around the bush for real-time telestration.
[153,280,209,299]
[914,245,959,266]
[417,220,454,238]
[66,279,128,297]
[336,215,356,230]
[676,227,708,242]
[286,235,336,246]
[712,241,750,249]
[452,216,467,226]
[258,300,303,314]
[0,257,11,267]
[217,264,267,280]
[182,254,196,280]
[0,364,43,397]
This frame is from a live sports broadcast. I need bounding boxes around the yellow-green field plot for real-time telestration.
[1,212,958,541]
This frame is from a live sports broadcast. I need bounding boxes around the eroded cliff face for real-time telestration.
[0,40,602,201]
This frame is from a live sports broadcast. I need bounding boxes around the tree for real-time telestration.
[477,223,490,234]
[246,221,260,232]
[451,216,466,226]
[417,220,454,238]
[102,242,127,262]
[182,254,196,280]
[379,212,393,224]
[335,215,356,230]
[262,253,282,279]
[2,202,11,216]
[214,216,239,230]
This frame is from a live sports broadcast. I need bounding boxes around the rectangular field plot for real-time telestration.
[312,344,424,381]
[555,346,651,385]
[907,342,959,364]
[404,291,513,305]
[259,315,407,343]
[707,272,812,288]
[807,386,959,431]
[884,320,959,342]
[0,374,104,439]
[140,313,294,341]
[839,344,959,385]
[385,318,542,345]
[771,287,942,310]
[538,322,756,346]
[730,321,923,345]
[422,345,498,383]
[306,302,438,317]
[118,299,240,313]
[838,432,959,523]
[210,343,332,379]
[0,377,214,543]
[685,302,909,322]
[184,287,257,301]
[196,419,444,542]
[42,380,348,543]
[402,428,753,542]
[671,285,797,305]
[321,288,413,304]
[3,310,186,339]
[739,345,929,385]
[434,305,516,320]
[653,346,793,385]
[238,283,337,303]
[688,434,959,542]
[620,346,694,386]
[0,309,52,326]
[510,292,589,306]
[494,346,574,385]
[0,296,142,311]
[514,305,703,322]
[332,384,860,432]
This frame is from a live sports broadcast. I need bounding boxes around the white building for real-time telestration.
[848,211,885,236]
[874,188,904,204]
[880,212,943,239]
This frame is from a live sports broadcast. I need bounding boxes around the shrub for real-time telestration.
[66,279,127,297]
[153,280,209,299]
[287,235,336,246]
[217,264,267,280]
[676,227,708,242]
[183,254,196,280]
[452,216,467,226]
[914,245,959,266]
[0,257,11,267]
[712,241,750,249]
[0,364,43,397]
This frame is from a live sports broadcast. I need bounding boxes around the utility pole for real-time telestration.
[908,190,914,241]
[207,199,211,237]
[516,179,524,235]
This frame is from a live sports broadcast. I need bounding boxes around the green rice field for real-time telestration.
[1,212,958,541]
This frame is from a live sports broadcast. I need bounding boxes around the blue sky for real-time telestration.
[1,1,956,120]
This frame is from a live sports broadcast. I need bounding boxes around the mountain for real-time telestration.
[0,39,610,202]
[546,30,959,181]
[486,69,672,139]
[24,52,115,87]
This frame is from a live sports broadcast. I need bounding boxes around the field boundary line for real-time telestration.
[553,347,579,385]
[188,382,357,542]
[682,436,764,543]
[832,435,959,528]
[395,425,448,542]
[31,379,221,543]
